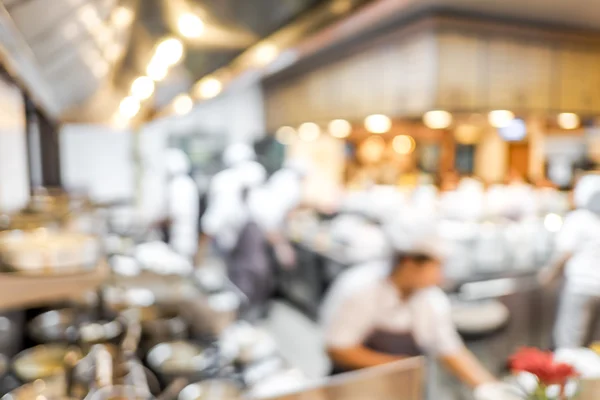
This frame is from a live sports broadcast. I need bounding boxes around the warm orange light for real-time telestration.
[364,114,391,134]
[423,110,452,129]
[298,123,321,142]
[558,113,580,130]
[328,119,352,138]
[392,135,416,155]
[173,94,193,115]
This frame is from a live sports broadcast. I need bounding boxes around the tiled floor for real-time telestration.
[260,300,331,379]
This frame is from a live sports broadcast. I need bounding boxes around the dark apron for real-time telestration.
[330,329,423,375]
[225,222,272,320]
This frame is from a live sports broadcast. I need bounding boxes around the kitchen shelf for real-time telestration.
[0,261,109,311]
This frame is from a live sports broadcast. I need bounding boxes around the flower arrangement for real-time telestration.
[510,348,579,400]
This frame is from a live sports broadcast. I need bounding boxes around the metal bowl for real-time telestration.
[0,376,72,400]
[12,344,82,382]
[146,341,218,384]
[178,380,242,400]
[219,323,278,366]
[28,309,81,344]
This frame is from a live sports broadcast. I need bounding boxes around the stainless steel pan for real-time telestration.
[178,380,242,400]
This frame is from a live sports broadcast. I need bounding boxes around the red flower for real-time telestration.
[510,347,579,387]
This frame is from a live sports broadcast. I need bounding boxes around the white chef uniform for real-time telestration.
[322,209,518,400]
[554,174,600,348]
[439,178,485,221]
[166,149,199,260]
[322,209,462,357]
[248,161,307,234]
[321,265,464,357]
[202,161,266,252]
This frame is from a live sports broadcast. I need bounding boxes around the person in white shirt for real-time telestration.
[166,148,199,260]
[201,143,266,253]
[248,159,309,268]
[540,174,600,348]
[321,210,518,399]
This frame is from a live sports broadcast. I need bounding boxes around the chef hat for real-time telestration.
[165,148,191,176]
[283,158,311,177]
[236,161,267,190]
[223,143,255,167]
[457,176,485,192]
[343,223,392,263]
[574,174,600,212]
[383,207,449,261]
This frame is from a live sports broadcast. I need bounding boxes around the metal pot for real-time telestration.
[12,344,82,383]
[178,380,242,400]
[219,323,278,366]
[146,341,219,385]
[28,309,85,344]
[1,375,72,400]
[141,311,188,349]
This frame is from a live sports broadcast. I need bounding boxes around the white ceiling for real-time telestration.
[1,0,600,123]
[0,0,132,120]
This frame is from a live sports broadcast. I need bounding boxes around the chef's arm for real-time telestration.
[265,231,296,268]
[539,251,572,285]
[441,348,496,388]
[327,346,404,370]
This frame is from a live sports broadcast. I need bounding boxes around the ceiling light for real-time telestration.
[155,37,185,66]
[254,43,278,65]
[276,126,295,145]
[146,61,168,81]
[130,76,155,100]
[298,123,321,142]
[112,7,134,28]
[328,119,352,138]
[364,114,391,134]
[173,94,193,115]
[488,110,515,128]
[178,13,205,38]
[119,96,140,119]
[112,113,129,129]
[423,110,453,129]
[393,135,416,155]
[79,4,100,28]
[359,136,386,163]
[558,113,580,130]
[195,76,222,99]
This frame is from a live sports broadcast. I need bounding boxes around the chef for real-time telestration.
[209,163,270,320]
[248,159,309,269]
[201,143,266,254]
[321,209,518,400]
[166,148,199,260]
[540,173,600,349]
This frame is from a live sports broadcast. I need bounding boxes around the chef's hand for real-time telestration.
[474,382,522,400]
[275,242,296,270]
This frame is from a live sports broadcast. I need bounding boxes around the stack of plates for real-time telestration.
[0,230,100,275]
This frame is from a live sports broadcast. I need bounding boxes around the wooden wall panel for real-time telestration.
[263,16,600,130]
[437,33,486,110]
[557,48,600,113]
[486,39,553,111]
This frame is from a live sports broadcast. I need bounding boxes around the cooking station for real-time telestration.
[0,192,306,400]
